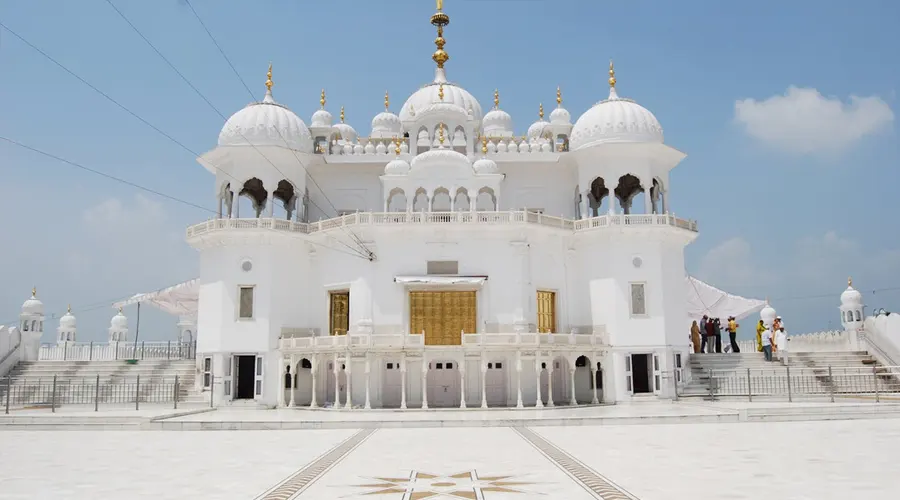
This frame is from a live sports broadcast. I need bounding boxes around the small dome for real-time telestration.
[59,308,76,329]
[473,157,498,174]
[110,309,128,329]
[483,90,513,138]
[384,157,410,175]
[760,302,776,326]
[841,278,863,306]
[570,86,663,150]
[550,106,571,125]
[310,109,333,128]
[527,119,552,140]
[333,112,358,143]
[218,82,313,152]
[21,288,43,315]
[400,68,483,124]
[371,111,402,138]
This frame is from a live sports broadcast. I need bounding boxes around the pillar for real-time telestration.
[288,355,296,407]
[643,181,653,215]
[480,359,488,409]
[400,355,407,409]
[310,355,318,408]
[364,356,371,410]
[534,359,544,408]
[333,353,340,406]
[266,190,275,217]
[512,242,530,333]
[547,363,555,407]
[515,355,524,409]
[345,358,353,409]
[590,364,599,404]
[581,189,590,219]
[421,359,429,409]
[459,361,467,409]
[569,366,577,406]
[232,192,239,218]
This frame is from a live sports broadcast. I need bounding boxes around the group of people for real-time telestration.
[757,316,787,362]
[690,315,741,354]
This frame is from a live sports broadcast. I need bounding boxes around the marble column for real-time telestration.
[333,353,340,407]
[459,362,467,409]
[310,355,318,408]
[515,358,524,409]
[480,359,488,409]
[345,359,353,409]
[288,356,295,407]
[581,189,590,219]
[569,367,577,406]
[266,190,275,217]
[421,360,429,409]
[534,359,544,408]
[547,364,555,407]
[364,356,371,410]
[400,355,407,410]
[590,365,600,405]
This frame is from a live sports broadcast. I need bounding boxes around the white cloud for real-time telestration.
[734,86,894,155]
[696,237,775,289]
[83,194,166,228]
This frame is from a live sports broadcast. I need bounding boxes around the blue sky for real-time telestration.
[1,0,898,341]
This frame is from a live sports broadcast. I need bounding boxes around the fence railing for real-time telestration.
[693,365,900,402]
[1,374,207,413]
[38,341,197,361]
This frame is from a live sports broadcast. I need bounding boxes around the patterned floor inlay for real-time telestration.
[255,429,376,500]
[344,469,544,499]
[514,427,639,500]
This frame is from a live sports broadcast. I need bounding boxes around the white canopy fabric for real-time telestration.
[112,279,199,318]
[685,276,766,323]
[112,276,766,326]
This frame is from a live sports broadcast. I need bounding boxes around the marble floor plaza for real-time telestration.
[1,419,899,499]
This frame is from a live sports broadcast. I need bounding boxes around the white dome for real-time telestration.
[110,310,128,329]
[550,106,571,125]
[527,119,552,140]
[371,111,402,138]
[473,157,499,174]
[410,147,470,171]
[21,289,43,316]
[760,303,776,326]
[218,90,313,152]
[570,87,663,151]
[384,157,411,175]
[59,310,76,329]
[333,122,358,143]
[310,109,333,128]
[400,69,483,124]
[841,278,863,306]
[483,108,513,138]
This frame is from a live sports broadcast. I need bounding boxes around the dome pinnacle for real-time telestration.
[384,91,390,111]
[539,103,544,120]
[438,122,445,146]
[32,286,36,298]
[340,106,345,123]
[320,89,326,109]
[556,86,562,106]
[848,276,853,287]
[493,89,500,108]
[265,63,274,92]
[431,0,450,69]
[608,60,616,88]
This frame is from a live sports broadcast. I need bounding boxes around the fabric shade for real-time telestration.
[685,276,766,324]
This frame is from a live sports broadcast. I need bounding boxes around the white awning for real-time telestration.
[112,279,199,318]
[394,276,489,285]
[685,276,766,323]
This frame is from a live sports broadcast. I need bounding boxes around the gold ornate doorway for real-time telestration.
[409,291,476,345]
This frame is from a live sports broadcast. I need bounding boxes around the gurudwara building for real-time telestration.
[138,2,758,409]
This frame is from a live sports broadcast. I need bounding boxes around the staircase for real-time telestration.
[681,351,900,398]
[0,359,205,407]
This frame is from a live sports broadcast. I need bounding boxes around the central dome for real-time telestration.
[400,69,483,124]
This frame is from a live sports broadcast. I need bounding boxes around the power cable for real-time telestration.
[0,19,369,260]
[182,0,374,260]
[102,0,370,260]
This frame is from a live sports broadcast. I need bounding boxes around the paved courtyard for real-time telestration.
[1,419,898,499]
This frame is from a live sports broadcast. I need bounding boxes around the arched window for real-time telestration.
[855,310,861,322]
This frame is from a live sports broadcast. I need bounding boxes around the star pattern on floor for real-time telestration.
[345,469,543,499]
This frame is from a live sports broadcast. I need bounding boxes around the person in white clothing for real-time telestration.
[761,328,774,362]
[775,326,787,362]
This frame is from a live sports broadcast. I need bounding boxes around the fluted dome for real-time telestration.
[400,69,483,124]
[527,119,552,140]
[310,109,333,128]
[59,309,76,329]
[371,111,402,138]
[570,86,663,151]
[473,156,499,174]
[410,146,470,171]
[483,109,513,138]
[333,120,358,144]
[384,157,411,175]
[550,105,571,125]
[22,289,43,316]
[218,90,313,152]
[841,278,863,306]
[110,310,128,329]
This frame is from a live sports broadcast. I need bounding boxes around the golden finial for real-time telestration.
[319,89,326,109]
[340,106,345,123]
[539,103,544,120]
[481,135,488,154]
[436,0,443,9]
[608,59,616,88]
[493,89,499,108]
[265,63,273,92]
[556,86,562,106]
[438,84,444,101]
[384,91,390,111]
[393,137,401,155]
[431,0,450,69]
[67,304,71,313]
[848,276,853,287]
[438,123,445,145]
[31,286,36,298]
[118,306,123,314]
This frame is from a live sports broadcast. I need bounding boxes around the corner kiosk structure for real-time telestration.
[181,1,762,409]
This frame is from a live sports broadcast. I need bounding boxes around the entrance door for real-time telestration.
[631,354,652,394]
[485,361,507,407]
[382,361,402,408]
[234,355,256,399]
[409,291,476,345]
[427,361,459,407]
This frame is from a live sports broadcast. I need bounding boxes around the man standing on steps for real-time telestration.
[761,326,774,362]
[726,316,740,353]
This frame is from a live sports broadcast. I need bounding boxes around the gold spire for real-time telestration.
[31,286,36,298]
[438,123,445,145]
[608,59,616,88]
[848,276,853,287]
[493,89,500,108]
[393,137,401,155]
[539,103,544,120]
[481,135,488,154]
[67,304,71,313]
[340,106,345,123]
[265,63,273,92]
[431,0,450,69]
[556,86,562,106]
[384,91,390,111]
[438,83,444,101]
[319,89,326,109]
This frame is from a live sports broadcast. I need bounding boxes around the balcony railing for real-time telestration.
[279,330,608,351]
[38,342,197,361]
[186,211,697,239]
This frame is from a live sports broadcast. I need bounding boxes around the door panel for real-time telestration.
[536,291,556,333]
[409,291,476,346]
[329,291,350,336]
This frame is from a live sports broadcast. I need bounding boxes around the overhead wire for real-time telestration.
[0,18,369,260]
[181,0,374,259]
[102,0,371,260]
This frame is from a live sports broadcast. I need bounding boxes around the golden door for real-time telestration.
[536,290,557,333]
[409,291,477,345]
[329,291,350,335]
